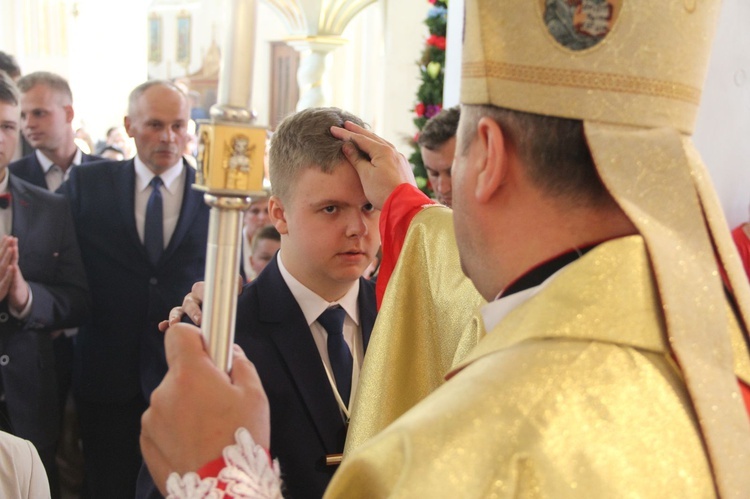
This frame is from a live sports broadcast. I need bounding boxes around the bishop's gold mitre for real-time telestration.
[461,0,717,133]
[461,1,750,497]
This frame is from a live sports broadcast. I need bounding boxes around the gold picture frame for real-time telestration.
[148,14,162,63]
[176,12,191,65]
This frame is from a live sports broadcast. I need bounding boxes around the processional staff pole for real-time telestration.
[193,0,267,372]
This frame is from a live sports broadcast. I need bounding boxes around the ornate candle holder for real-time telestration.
[193,118,266,371]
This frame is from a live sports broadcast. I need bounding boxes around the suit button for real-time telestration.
[149,277,158,286]
[0,355,9,366]
[0,313,8,323]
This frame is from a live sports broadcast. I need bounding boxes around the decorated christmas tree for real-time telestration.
[409,0,448,196]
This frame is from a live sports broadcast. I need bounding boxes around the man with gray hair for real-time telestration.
[60,80,209,498]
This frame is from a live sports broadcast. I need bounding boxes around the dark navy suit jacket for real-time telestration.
[136,256,377,499]
[60,159,209,404]
[0,175,89,472]
[236,257,376,498]
[9,150,101,190]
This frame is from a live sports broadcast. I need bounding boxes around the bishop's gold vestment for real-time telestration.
[346,206,485,452]
[328,235,750,498]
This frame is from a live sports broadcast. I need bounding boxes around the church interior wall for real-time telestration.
[693,0,750,229]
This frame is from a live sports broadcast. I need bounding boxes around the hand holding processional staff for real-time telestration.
[193,0,267,372]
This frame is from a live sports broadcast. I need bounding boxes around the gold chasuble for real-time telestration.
[345,206,485,453]
[328,236,750,498]
[156,0,750,496]
[342,0,750,495]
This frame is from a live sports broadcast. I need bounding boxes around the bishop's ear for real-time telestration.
[474,116,507,204]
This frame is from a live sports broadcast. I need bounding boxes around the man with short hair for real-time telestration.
[10,72,100,191]
[418,106,458,207]
[137,107,379,499]
[232,107,379,497]
[10,72,101,497]
[61,80,209,498]
[0,71,89,499]
[141,0,750,497]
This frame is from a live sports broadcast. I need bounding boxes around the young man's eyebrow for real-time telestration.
[309,199,341,207]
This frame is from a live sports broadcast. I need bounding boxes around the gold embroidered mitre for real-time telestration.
[461,1,750,496]
[462,0,714,133]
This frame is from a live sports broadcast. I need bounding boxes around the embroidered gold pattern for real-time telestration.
[463,61,701,104]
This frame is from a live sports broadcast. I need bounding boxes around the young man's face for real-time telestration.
[0,100,20,177]
[124,85,190,175]
[421,136,456,207]
[20,83,72,153]
[271,162,381,301]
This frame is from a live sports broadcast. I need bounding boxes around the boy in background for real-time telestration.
[247,224,280,279]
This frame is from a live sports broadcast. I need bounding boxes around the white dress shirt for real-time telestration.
[133,157,185,249]
[35,148,83,192]
[276,252,364,410]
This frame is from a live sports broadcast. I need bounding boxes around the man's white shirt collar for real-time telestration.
[0,170,10,194]
[35,148,83,172]
[276,251,361,326]
[134,156,183,194]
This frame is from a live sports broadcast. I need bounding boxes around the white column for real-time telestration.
[288,38,346,110]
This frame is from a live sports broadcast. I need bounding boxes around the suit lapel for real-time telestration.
[112,160,147,259]
[27,154,47,189]
[358,278,377,352]
[162,162,201,263]
[258,259,346,453]
[9,177,32,240]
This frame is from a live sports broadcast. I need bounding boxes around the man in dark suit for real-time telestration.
[0,72,89,498]
[139,107,380,499]
[61,80,209,499]
[233,257,376,498]
[9,72,100,498]
[10,72,100,191]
